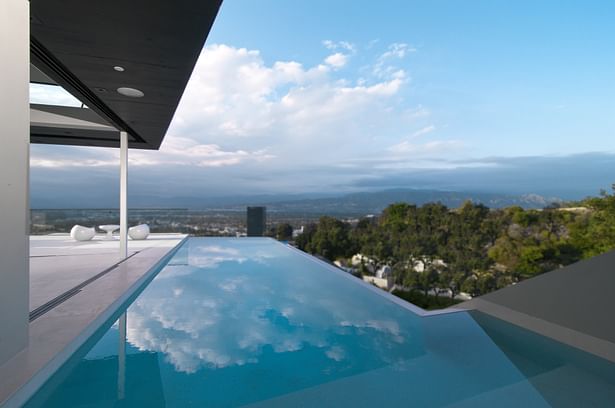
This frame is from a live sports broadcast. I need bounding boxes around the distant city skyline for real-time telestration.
[30,1,615,206]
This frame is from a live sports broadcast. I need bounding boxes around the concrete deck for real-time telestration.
[0,233,187,408]
[455,249,615,364]
[30,234,183,313]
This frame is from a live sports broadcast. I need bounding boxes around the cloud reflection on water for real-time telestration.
[126,239,421,374]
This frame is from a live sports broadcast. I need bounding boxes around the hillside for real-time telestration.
[258,189,562,215]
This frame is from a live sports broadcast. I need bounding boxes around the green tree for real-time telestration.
[304,216,356,261]
[295,223,317,251]
[275,223,293,241]
[571,185,615,257]
[438,269,466,299]
[296,185,615,302]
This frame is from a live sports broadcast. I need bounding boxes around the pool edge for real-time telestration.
[280,241,467,318]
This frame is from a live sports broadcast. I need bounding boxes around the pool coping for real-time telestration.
[0,235,189,408]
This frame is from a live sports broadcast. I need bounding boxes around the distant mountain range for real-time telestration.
[249,189,563,215]
[32,188,563,215]
[141,189,562,215]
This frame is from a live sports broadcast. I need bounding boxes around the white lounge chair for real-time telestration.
[128,224,150,240]
[70,225,96,241]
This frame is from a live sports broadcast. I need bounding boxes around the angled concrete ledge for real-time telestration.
[0,234,188,408]
[457,298,615,364]
[455,250,615,363]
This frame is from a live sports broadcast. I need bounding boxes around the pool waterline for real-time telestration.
[22,237,615,407]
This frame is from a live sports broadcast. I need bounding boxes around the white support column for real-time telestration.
[119,131,128,259]
[0,0,30,366]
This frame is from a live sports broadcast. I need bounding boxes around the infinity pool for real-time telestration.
[24,238,615,407]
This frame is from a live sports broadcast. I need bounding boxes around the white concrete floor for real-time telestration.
[30,234,183,312]
[0,233,187,407]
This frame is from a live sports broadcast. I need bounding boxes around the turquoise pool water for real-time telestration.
[24,238,615,407]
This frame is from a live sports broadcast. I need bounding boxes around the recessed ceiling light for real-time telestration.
[113,66,125,72]
[117,87,144,98]
[94,87,107,92]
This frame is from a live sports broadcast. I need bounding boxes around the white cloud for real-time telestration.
[380,43,416,60]
[30,83,83,107]
[30,157,116,168]
[388,140,462,155]
[411,125,436,139]
[382,125,463,160]
[155,137,275,168]
[162,43,415,166]
[29,136,275,169]
[373,42,415,79]
[322,40,356,53]
[324,52,348,69]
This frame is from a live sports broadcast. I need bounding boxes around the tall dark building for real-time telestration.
[247,206,266,237]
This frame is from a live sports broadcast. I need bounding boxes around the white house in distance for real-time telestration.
[351,253,377,273]
[349,254,394,290]
[292,226,304,239]
[412,257,447,273]
[362,264,393,290]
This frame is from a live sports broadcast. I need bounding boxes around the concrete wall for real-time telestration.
[0,0,30,365]
[363,276,392,290]
[466,250,615,344]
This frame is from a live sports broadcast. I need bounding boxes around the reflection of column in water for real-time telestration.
[118,313,127,400]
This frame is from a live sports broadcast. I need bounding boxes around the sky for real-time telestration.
[30,0,615,207]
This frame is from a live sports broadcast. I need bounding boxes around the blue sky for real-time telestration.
[30,1,615,206]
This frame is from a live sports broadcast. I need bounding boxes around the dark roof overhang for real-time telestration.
[30,0,222,149]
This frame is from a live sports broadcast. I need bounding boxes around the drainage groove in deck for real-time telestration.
[29,251,141,322]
